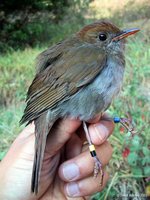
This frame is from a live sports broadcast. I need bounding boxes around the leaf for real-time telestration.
[144,166,150,176]
[142,156,150,165]
[127,152,138,166]
[130,135,141,151]
[142,146,150,156]
[131,167,143,176]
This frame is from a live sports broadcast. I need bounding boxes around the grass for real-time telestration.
[0,0,150,199]
[0,48,42,105]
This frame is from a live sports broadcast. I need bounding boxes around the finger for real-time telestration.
[76,114,101,142]
[64,171,109,197]
[65,134,83,159]
[59,141,113,182]
[88,115,115,145]
[46,118,81,155]
[77,116,114,145]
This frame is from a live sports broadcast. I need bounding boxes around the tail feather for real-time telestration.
[31,111,57,194]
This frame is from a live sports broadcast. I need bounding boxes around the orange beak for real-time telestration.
[112,28,140,41]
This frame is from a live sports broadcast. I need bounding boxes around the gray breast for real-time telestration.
[59,56,125,121]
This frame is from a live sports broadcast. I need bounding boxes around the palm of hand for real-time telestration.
[0,116,113,200]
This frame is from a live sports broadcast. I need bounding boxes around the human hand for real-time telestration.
[0,114,114,200]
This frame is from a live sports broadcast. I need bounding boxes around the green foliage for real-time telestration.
[0,0,69,13]
[0,48,42,105]
[0,105,23,158]
[0,0,90,53]
[126,135,150,176]
[0,0,150,199]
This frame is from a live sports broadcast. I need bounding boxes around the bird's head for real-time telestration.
[77,21,139,55]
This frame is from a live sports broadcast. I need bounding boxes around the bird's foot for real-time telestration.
[83,121,104,186]
[101,116,137,137]
[93,156,104,186]
[113,117,137,137]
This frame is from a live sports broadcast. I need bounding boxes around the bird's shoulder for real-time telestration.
[36,36,80,73]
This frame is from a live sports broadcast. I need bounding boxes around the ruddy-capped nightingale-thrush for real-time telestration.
[20,20,139,193]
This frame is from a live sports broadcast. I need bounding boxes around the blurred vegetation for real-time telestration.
[0,0,150,199]
[0,0,89,53]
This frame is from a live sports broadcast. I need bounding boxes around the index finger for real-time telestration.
[88,113,115,145]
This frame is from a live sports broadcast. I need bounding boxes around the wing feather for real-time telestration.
[20,38,106,124]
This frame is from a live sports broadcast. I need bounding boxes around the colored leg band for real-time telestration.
[113,117,120,123]
[89,144,97,157]
[90,150,97,157]
[89,144,95,151]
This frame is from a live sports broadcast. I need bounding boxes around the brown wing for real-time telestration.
[20,38,106,124]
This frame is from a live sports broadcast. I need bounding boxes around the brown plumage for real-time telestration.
[20,20,139,193]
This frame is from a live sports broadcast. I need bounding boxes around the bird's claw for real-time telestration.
[93,156,104,186]
[113,117,137,137]
[120,118,137,137]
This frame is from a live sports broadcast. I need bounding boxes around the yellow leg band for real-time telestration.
[89,144,95,152]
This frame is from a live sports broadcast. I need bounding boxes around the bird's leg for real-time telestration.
[101,116,136,137]
[83,121,104,186]
[113,117,137,137]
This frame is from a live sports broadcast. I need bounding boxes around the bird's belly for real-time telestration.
[59,86,106,120]
[59,58,124,121]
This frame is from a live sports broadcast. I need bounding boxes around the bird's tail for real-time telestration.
[31,111,57,194]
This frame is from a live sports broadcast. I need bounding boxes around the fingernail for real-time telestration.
[66,182,80,197]
[62,163,80,180]
[94,124,109,142]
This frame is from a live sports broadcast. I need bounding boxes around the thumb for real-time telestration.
[45,118,81,156]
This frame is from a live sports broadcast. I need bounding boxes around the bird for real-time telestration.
[20,20,139,194]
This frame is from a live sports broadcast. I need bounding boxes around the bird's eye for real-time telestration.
[99,33,107,41]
